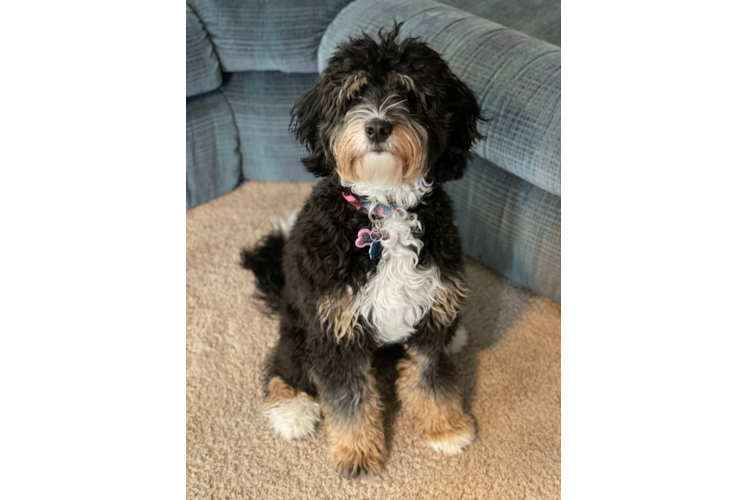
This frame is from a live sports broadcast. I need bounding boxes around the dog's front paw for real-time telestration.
[425,415,476,455]
[329,439,386,479]
[327,414,387,479]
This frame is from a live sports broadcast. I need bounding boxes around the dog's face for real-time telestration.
[291,25,482,185]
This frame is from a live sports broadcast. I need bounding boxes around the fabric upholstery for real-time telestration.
[446,155,560,302]
[442,0,560,46]
[187,92,242,209]
[187,0,353,74]
[223,71,318,182]
[319,0,561,196]
[186,4,223,97]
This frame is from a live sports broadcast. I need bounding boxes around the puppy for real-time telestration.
[242,24,482,478]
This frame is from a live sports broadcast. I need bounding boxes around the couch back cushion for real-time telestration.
[188,0,353,74]
[441,0,560,46]
[223,72,318,182]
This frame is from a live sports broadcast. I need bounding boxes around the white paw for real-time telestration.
[263,392,321,440]
[426,423,476,455]
[445,325,468,355]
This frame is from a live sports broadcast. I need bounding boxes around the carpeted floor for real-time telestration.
[187,181,561,499]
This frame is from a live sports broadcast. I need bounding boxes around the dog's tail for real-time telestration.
[240,211,299,314]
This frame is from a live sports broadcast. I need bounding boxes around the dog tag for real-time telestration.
[369,241,382,260]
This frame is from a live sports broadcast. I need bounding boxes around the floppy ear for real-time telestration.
[429,75,483,183]
[290,77,334,177]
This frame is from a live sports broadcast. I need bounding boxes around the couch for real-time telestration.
[186,0,561,303]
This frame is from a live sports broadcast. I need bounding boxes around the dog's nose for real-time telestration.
[364,119,392,144]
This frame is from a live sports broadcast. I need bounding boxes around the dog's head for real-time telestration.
[291,24,482,186]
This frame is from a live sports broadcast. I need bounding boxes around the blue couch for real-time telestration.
[186,0,561,303]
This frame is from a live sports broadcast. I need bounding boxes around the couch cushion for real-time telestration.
[441,0,560,46]
[187,4,223,97]
[319,0,561,196]
[187,92,242,209]
[187,0,353,74]
[445,155,560,302]
[223,71,318,182]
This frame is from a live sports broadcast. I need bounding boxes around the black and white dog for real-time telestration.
[242,24,482,478]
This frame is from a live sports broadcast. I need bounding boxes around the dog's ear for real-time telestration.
[290,77,335,177]
[429,75,483,183]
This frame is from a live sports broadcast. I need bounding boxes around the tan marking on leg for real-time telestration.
[318,292,361,343]
[266,376,299,404]
[431,274,469,328]
[323,374,386,478]
[396,352,475,454]
[264,376,321,440]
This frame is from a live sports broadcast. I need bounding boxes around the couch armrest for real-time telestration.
[319,0,560,196]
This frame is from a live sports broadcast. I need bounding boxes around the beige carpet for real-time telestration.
[187,181,561,500]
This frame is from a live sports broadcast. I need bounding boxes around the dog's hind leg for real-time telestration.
[397,317,476,455]
[263,316,321,440]
[396,346,475,455]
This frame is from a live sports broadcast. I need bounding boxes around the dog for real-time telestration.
[242,24,482,478]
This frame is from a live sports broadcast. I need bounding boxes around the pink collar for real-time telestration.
[342,192,398,217]
[342,192,362,210]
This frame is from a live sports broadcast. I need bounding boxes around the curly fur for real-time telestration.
[242,24,483,479]
[291,24,482,182]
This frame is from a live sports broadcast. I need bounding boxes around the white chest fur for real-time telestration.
[347,181,442,344]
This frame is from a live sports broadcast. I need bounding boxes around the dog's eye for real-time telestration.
[355,95,364,102]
